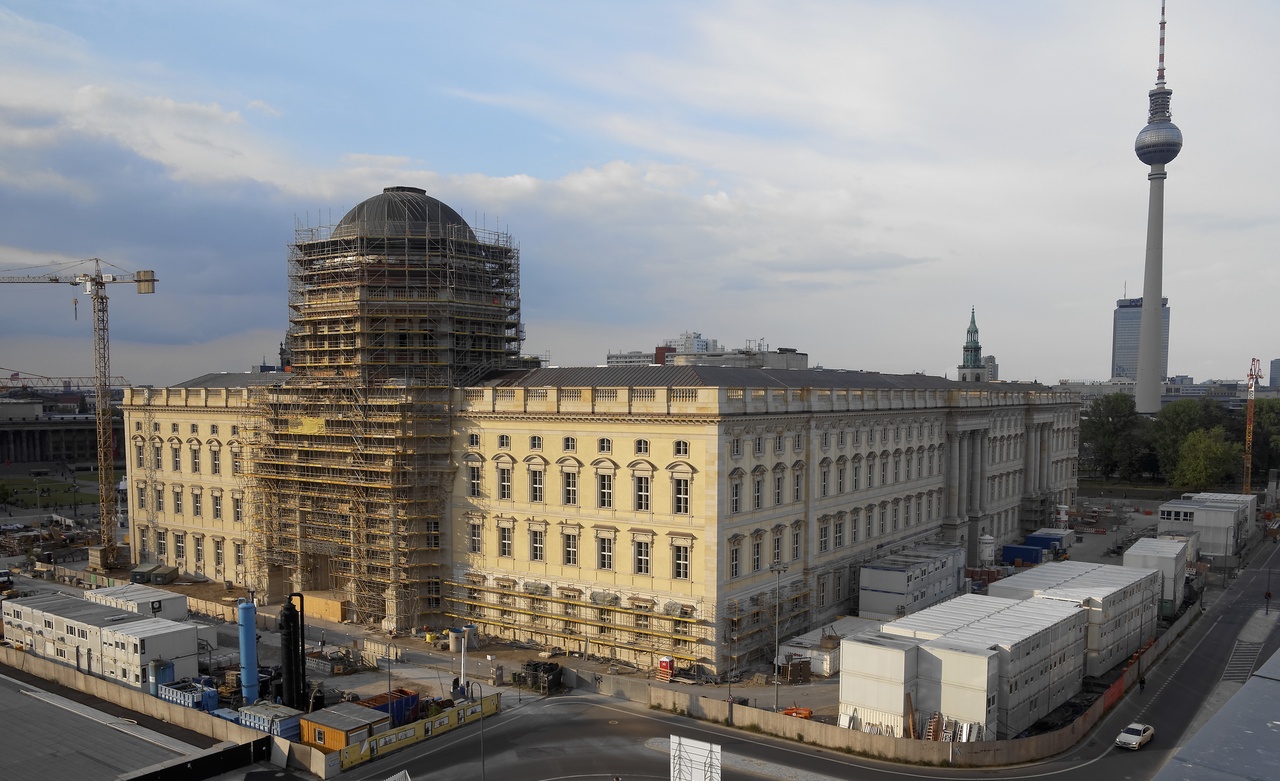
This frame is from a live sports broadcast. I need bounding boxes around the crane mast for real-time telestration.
[1,259,156,570]
[1244,358,1261,496]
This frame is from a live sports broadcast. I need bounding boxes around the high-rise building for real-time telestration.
[1112,297,1169,380]
[1270,358,1280,389]
[1134,2,1183,413]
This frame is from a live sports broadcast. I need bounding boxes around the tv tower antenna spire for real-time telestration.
[1133,0,1183,414]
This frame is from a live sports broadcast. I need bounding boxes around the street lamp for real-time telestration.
[769,561,788,712]
[474,680,487,781]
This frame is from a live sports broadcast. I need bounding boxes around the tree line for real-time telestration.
[1080,394,1280,492]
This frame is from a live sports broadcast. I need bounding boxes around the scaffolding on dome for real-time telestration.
[244,213,523,630]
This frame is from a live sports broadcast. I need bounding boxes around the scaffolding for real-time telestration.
[245,188,523,631]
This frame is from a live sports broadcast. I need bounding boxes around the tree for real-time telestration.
[1172,426,1240,491]
[1152,398,1231,482]
[1081,394,1141,479]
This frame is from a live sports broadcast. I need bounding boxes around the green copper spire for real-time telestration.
[962,307,983,369]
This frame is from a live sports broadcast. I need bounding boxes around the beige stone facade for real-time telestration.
[448,367,1080,675]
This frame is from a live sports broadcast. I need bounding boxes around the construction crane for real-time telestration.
[1244,358,1262,496]
[0,367,130,392]
[0,259,156,570]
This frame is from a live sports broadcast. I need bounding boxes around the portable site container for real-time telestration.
[838,631,920,737]
[1158,493,1255,561]
[356,688,421,726]
[150,566,179,585]
[86,583,188,621]
[300,701,390,753]
[1001,544,1043,566]
[2,593,146,674]
[1124,538,1189,613]
[159,680,218,711]
[130,564,160,584]
[239,702,303,740]
[857,544,966,621]
[101,617,200,690]
[1024,528,1073,552]
[914,638,999,740]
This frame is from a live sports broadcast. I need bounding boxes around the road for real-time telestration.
[338,540,1280,781]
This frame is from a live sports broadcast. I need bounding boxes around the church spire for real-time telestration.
[962,307,983,369]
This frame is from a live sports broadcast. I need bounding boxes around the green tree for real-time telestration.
[1152,398,1229,481]
[1172,426,1240,491]
[1081,393,1140,479]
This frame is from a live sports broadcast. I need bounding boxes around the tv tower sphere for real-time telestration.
[1135,120,1182,166]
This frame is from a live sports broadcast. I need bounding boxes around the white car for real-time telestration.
[1115,723,1154,750]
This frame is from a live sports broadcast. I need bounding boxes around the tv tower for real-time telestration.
[1134,1,1182,413]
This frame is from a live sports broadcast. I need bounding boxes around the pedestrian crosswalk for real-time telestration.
[1220,641,1264,683]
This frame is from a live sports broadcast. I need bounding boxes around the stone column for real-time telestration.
[978,430,990,514]
[947,434,960,518]
[957,431,970,518]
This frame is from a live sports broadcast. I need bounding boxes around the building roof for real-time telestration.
[301,701,389,731]
[87,583,186,605]
[479,365,1043,391]
[331,186,474,241]
[6,593,148,629]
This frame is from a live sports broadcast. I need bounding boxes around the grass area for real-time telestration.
[0,477,98,510]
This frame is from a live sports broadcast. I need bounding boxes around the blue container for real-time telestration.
[1002,544,1043,565]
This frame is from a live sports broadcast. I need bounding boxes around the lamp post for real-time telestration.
[769,561,788,712]
[474,680,487,781]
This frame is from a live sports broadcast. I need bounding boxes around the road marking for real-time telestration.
[1220,641,1263,683]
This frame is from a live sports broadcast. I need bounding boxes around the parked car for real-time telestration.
[1115,723,1154,750]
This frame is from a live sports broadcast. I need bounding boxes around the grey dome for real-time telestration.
[1135,121,1183,166]
[332,186,474,240]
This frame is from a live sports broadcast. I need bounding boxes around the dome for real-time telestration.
[332,186,474,240]
[1135,121,1183,166]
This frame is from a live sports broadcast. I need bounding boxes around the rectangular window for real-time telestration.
[772,535,781,564]
[467,465,482,497]
[837,466,845,494]
[673,478,690,514]
[674,440,689,457]
[231,451,241,475]
[835,520,844,548]
[530,470,544,503]
[157,533,167,557]
[135,443,144,468]
[214,539,224,567]
[192,492,202,517]
[792,529,801,560]
[866,516,873,539]
[137,485,146,510]
[154,488,164,512]
[730,482,741,513]
[775,434,784,453]
[635,439,649,456]
[531,529,545,561]
[210,450,220,475]
[819,524,830,553]
[793,473,802,502]
[634,475,650,511]
[598,537,613,570]
[821,469,829,497]
[235,542,244,566]
[753,436,763,456]
[498,467,512,500]
[731,438,741,457]
[597,473,613,508]
[173,489,183,515]
[469,524,482,553]
[563,471,578,505]
[892,505,900,531]
[172,446,181,472]
[233,497,243,522]
[190,449,200,474]
[853,465,861,490]
[752,540,761,572]
[193,538,203,565]
[212,494,222,519]
[499,526,513,557]
[564,533,578,566]
[730,547,740,578]
[879,506,887,534]
[673,544,690,580]
[774,476,783,505]
[753,479,762,509]
[634,540,650,575]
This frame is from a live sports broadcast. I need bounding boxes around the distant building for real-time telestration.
[607,332,808,369]
[1112,297,1169,381]
[1270,358,1280,389]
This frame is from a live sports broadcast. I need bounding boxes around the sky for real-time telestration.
[0,1,1276,389]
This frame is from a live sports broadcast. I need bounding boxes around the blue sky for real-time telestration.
[1,1,1276,387]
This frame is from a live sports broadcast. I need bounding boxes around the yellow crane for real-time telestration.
[0,259,156,570]
[1244,358,1261,496]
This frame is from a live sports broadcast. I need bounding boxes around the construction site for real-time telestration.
[244,187,526,632]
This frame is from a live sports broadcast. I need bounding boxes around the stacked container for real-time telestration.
[239,702,303,741]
